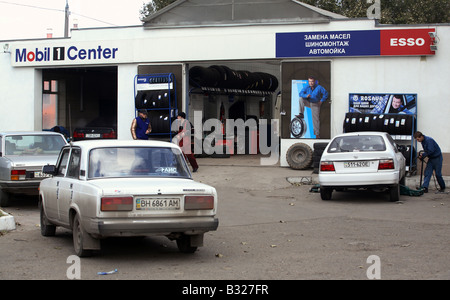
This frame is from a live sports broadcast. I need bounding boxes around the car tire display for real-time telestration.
[189,65,278,92]
[286,142,313,170]
[343,112,415,135]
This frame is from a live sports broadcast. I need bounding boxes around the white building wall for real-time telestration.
[1,20,449,159]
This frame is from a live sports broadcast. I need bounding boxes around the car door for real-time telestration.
[43,148,70,222]
[57,147,81,225]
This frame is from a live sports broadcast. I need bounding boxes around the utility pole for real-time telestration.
[64,0,70,37]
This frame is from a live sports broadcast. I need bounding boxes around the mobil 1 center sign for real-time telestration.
[276,28,435,57]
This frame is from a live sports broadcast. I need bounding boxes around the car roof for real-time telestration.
[333,131,389,138]
[0,131,64,136]
[68,139,180,150]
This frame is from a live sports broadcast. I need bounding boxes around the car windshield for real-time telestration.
[88,147,191,179]
[4,135,66,156]
[327,135,386,153]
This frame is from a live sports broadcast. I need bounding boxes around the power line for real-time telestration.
[0,0,118,26]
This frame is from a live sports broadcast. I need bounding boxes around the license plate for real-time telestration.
[34,171,52,178]
[86,133,101,138]
[344,161,370,168]
[136,198,180,210]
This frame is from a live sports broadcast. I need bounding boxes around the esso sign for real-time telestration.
[390,37,425,47]
[380,29,435,55]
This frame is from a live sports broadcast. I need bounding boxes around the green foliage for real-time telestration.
[140,0,177,20]
[300,0,450,24]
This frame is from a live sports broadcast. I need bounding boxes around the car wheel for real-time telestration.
[39,201,56,236]
[290,117,307,138]
[320,187,333,200]
[176,235,198,254]
[0,189,11,207]
[389,184,400,202]
[286,143,313,170]
[72,214,93,257]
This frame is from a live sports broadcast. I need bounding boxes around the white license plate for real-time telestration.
[344,161,370,168]
[34,171,52,178]
[136,198,180,210]
[86,133,101,138]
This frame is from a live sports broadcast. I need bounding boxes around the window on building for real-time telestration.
[42,80,58,129]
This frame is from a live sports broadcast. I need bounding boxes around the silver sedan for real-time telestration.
[0,131,68,206]
[39,140,219,256]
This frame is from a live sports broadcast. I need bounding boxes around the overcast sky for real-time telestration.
[0,0,148,40]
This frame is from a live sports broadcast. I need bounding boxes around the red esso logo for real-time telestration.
[390,37,425,47]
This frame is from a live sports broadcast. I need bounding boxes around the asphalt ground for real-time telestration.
[0,154,449,280]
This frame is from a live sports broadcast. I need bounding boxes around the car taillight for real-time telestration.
[11,169,26,181]
[320,162,335,172]
[101,197,133,211]
[184,195,214,210]
[73,131,84,139]
[103,130,117,139]
[378,159,395,170]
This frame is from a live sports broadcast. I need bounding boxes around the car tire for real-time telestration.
[290,117,307,138]
[286,143,313,170]
[389,184,400,202]
[176,235,198,254]
[72,214,93,257]
[39,201,56,237]
[320,187,333,200]
[0,189,11,207]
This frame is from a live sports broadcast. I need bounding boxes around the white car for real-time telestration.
[319,132,406,202]
[39,140,218,256]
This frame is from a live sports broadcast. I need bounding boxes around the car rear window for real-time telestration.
[4,135,66,155]
[88,147,191,179]
[327,135,386,153]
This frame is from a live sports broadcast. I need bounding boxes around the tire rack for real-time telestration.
[343,112,417,175]
[134,73,177,141]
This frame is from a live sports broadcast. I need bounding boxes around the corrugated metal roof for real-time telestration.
[142,0,347,27]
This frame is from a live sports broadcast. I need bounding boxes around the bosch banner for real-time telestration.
[276,28,435,58]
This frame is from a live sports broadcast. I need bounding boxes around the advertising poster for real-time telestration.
[348,93,417,114]
[290,79,329,139]
[291,80,315,138]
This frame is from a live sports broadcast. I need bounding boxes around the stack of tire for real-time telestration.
[135,90,175,109]
[189,65,279,92]
[135,90,175,134]
[343,112,416,135]
[147,112,173,134]
[313,142,328,174]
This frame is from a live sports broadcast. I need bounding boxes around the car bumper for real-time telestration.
[319,171,400,188]
[0,181,40,194]
[89,216,219,237]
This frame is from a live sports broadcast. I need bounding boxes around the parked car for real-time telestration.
[39,140,219,256]
[0,131,68,206]
[319,131,406,202]
[72,117,117,141]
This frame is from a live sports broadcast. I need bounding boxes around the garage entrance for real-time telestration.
[42,66,118,138]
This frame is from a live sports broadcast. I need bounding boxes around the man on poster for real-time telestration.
[298,76,328,138]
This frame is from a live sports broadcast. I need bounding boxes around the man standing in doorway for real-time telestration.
[131,109,152,140]
[298,75,328,139]
[414,131,446,193]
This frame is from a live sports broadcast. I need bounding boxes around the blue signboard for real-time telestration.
[276,30,381,57]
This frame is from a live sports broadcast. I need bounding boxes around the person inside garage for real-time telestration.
[173,112,198,172]
[131,109,152,140]
[414,131,446,193]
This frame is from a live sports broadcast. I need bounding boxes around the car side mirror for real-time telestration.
[42,164,57,176]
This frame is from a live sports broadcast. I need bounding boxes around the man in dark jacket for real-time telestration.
[414,131,445,193]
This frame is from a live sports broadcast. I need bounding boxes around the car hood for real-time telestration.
[4,155,59,167]
[89,178,216,196]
